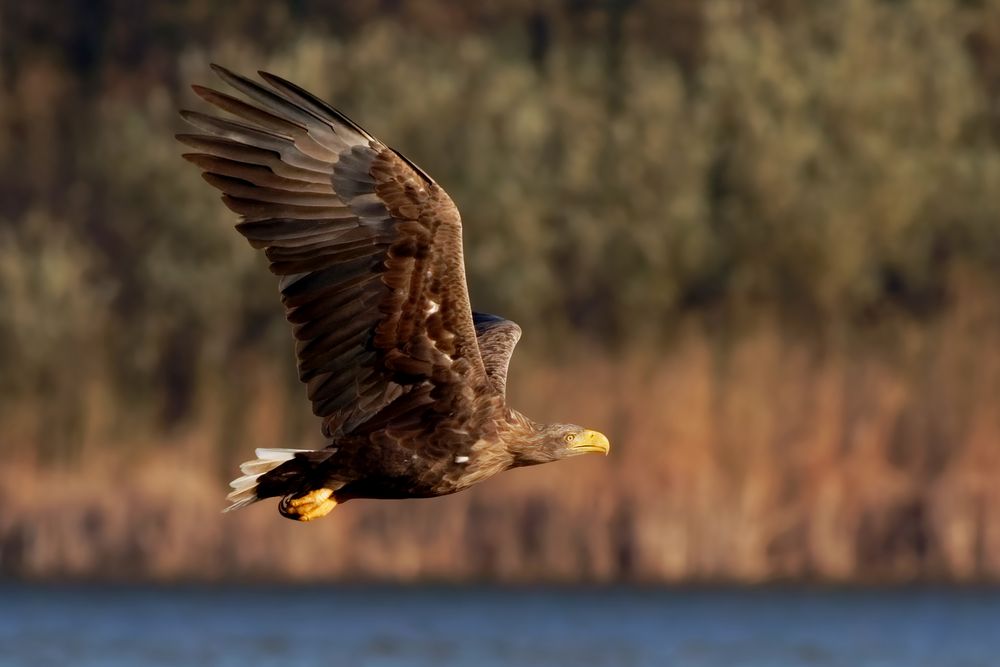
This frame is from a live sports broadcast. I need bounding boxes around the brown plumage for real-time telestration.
[178,66,610,521]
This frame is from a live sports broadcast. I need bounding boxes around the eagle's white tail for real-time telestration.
[224,448,311,512]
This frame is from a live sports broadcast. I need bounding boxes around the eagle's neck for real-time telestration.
[502,409,556,467]
[505,407,538,432]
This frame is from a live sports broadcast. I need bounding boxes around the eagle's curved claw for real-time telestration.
[280,488,337,521]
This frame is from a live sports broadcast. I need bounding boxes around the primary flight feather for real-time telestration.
[178,66,610,521]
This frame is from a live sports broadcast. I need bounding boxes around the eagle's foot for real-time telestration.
[280,487,337,521]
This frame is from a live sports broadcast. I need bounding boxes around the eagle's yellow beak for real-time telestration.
[570,429,611,456]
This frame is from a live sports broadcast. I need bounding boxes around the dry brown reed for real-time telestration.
[3,283,998,583]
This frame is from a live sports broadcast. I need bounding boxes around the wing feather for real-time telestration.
[179,66,490,440]
[473,313,522,396]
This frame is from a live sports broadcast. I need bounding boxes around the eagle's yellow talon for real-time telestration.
[281,488,337,521]
[289,487,332,507]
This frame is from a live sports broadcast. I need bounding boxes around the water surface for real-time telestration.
[2,585,998,667]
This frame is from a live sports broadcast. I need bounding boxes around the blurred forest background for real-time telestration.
[1,0,999,583]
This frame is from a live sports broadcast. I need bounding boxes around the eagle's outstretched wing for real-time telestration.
[473,312,522,397]
[178,66,491,439]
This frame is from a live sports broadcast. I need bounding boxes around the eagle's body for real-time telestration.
[179,66,609,520]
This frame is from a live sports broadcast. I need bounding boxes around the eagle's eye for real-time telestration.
[565,433,576,443]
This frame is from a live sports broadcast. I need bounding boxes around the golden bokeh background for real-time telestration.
[1,0,999,583]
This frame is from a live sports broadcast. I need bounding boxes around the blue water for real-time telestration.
[1,585,999,667]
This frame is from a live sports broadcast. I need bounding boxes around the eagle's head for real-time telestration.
[510,423,611,466]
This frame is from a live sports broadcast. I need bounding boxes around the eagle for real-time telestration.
[177,66,610,521]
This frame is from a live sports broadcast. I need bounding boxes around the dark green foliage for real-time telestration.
[1,0,999,453]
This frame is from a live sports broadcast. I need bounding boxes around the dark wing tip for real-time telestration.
[257,70,376,142]
[472,314,498,335]
[174,132,204,148]
[191,84,217,100]
[210,63,257,91]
